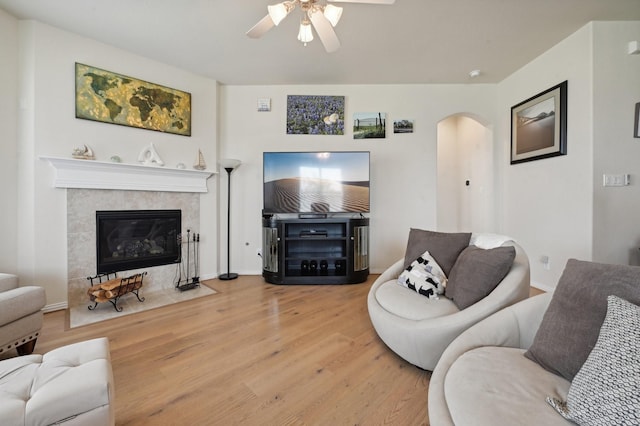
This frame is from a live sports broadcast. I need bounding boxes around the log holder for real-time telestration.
[87,271,147,312]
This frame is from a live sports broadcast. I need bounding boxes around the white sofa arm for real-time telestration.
[0,273,18,293]
[428,293,552,426]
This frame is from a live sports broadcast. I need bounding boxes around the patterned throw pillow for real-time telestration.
[398,250,447,299]
[546,295,640,425]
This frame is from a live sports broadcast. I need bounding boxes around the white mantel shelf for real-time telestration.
[41,156,216,193]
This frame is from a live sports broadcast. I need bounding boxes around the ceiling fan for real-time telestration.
[247,0,395,53]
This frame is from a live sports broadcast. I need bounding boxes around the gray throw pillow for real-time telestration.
[546,295,640,425]
[444,245,516,310]
[525,259,640,382]
[403,229,471,277]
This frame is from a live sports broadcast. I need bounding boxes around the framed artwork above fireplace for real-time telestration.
[75,63,192,136]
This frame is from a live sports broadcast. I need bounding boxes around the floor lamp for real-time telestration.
[219,158,241,280]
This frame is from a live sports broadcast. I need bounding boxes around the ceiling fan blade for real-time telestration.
[328,0,395,4]
[246,14,275,39]
[309,10,341,53]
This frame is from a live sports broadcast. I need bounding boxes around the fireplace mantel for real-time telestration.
[41,156,215,193]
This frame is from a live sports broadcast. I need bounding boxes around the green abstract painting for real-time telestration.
[75,63,191,136]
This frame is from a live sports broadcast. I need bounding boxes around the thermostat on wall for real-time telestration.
[257,98,271,112]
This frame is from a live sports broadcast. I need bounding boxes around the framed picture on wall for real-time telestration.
[510,81,567,164]
[75,63,191,136]
[353,112,387,139]
[634,102,640,138]
[393,119,414,134]
[286,95,345,135]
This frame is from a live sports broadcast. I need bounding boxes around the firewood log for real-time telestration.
[88,283,104,293]
[105,288,126,299]
[100,278,124,291]
[92,290,107,299]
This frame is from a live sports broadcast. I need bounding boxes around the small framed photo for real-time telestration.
[393,119,414,134]
[511,81,567,164]
[353,112,386,139]
[634,102,640,138]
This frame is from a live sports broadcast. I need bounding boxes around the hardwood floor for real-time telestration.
[32,275,431,425]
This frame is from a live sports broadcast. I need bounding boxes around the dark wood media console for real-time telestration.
[262,216,369,284]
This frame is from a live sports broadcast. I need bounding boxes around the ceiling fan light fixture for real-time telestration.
[268,2,293,26]
[323,4,343,27]
[250,0,393,53]
[297,19,314,45]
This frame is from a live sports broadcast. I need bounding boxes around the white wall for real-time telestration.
[436,118,460,231]
[0,9,19,273]
[497,25,594,290]
[15,21,219,306]
[496,21,640,290]
[592,21,640,265]
[459,117,494,232]
[219,84,496,275]
[437,115,494,233]
[6,14,637,298]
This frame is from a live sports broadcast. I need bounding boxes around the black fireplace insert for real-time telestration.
[96,209,181,274]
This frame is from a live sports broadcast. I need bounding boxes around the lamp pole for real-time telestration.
[219,159,241,280]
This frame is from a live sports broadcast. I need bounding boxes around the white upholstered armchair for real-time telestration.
[367,237,530,371]
[0,273,46,355]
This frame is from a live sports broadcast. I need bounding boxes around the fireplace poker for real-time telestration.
[186,228,191,284]
[175,232,183,288]
[192,233,200,284]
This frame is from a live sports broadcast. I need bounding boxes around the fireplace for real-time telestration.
[96,210,181,274]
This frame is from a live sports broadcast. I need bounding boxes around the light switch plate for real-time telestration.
[603,174,630,187]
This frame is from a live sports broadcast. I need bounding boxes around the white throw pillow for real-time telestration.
[397,250,447,299]
[546,295,640,425]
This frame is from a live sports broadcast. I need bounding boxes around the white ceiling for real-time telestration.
[1,0,639,85]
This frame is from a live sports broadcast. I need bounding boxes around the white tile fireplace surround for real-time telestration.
[67,189,200,308]
[43,157,215,310]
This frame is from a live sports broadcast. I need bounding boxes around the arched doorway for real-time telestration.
[436,114,494,233]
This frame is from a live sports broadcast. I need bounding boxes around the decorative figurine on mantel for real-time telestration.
[72,145,95,160]
[194,149,206,170]
[137,142,164,166]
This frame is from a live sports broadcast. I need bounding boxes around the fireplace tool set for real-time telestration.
[175,229,201,291]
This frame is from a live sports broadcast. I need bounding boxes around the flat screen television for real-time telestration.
[263,151,370,214]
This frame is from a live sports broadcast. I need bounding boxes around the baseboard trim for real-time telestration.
[43,301,68,313]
